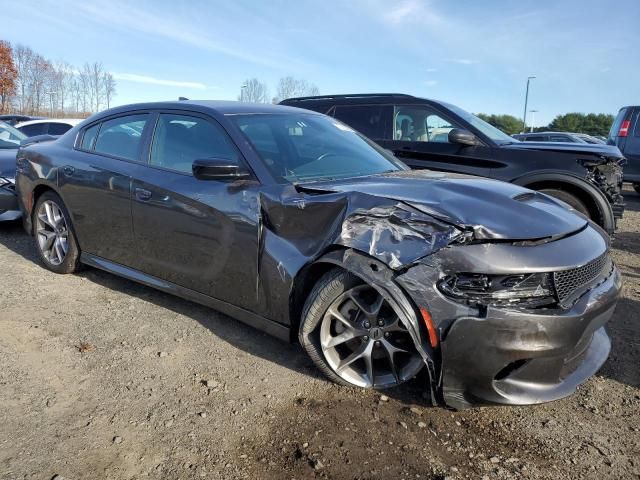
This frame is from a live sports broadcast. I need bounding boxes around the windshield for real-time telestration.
[230,113,406,183]
[442,102,518,145]
[0,121,27,149]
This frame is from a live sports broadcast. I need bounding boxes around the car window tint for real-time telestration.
[81,124,100,150]
[48,123,72,135]
[333,105,389,139]
[94,114,148,161]
[150,114,238,174]
[550,135,573,142]
[393,106,458,143]
[18,123,47,137]
[524,135,545,141]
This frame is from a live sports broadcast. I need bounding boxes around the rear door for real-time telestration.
[130,111,260,310]
[59,112,151,265]
[376,104,498,176]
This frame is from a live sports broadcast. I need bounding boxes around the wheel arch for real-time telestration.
[512,172,615,233]
[25,183,64,235]
[289,247,440,402]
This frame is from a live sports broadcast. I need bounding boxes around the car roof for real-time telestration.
[94,100,317,117]
[15,118,84,128]
[281,93,437,106]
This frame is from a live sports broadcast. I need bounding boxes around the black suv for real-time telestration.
[281,94,625,234]
[608,106,640,193]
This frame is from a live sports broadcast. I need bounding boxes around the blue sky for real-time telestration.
[3,0,639,125]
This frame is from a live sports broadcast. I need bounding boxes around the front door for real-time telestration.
[377,105,498,177]
[130,112,260,310]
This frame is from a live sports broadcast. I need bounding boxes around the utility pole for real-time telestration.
[522,76,535,132]
[240,83,247,102]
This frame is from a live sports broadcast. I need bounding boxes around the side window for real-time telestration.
[333,105,390,139]
[94,114,148,161]
[524,135,546,141]
[81,124,100,150]
[48,123,72,135]
[550,135,573,142]
[149,114,239,174]
[393,106,458,143]
[18,123,47,137]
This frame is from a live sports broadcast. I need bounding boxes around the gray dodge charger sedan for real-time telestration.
[15,101,621,409]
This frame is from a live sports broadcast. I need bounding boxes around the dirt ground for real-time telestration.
[0,188,638,480]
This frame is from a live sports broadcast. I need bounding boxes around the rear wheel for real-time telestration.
[633,183,640,195]
[299,269,423,389]
[33,191,81,274]
[539,188,590,217]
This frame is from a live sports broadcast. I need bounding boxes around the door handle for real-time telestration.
[135,188,152,201]
[62,165,75,176]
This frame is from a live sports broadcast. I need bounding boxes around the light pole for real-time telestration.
[45,91,57,116]
[529,109,538,132]
[522,76,535,133]
[240,83,247,102]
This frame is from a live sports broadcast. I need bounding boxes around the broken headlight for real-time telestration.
[438,273,556,307]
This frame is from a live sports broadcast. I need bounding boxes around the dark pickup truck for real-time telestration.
[282,94,625,234]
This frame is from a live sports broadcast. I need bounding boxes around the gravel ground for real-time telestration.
[0,188,638,480]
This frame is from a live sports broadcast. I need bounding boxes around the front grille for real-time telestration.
[553,252,610,304]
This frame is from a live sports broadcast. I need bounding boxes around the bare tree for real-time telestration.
[239,78,269,103]
[102,72,116,108]
[6,41,113,116]
[275,76,319,102]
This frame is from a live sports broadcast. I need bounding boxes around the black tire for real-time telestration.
[32,191,81,274]
[299,268,423,389]
[633,183,640,195]
[539,188,590,217]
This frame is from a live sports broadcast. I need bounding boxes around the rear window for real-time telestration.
[333,105,391,139]
[18,123,47,138]
[48,123,73,135]
[93,114,148,161]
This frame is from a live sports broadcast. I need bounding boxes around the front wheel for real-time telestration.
[33,191,81,274]
[539,188,590,217]
[299,269,424,389]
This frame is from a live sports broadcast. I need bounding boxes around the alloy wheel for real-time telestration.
[36,200,69,266]
[319,284,423,388]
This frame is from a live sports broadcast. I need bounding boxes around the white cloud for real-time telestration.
[447,58,480,65]
[112,73,207,89]
[424,80,438,87]
[382,0,445,27]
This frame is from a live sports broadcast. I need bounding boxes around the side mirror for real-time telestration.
[448,128,479,146]
[192,158,251,181]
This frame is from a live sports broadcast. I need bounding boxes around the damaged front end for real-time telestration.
[579,155,625,222]
[258,172,621,408]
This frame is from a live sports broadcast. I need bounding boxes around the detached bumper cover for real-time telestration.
[440,267,621,409]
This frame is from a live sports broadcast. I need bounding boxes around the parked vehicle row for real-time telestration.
[513,131,605,144]
[13,100,621,409]
[281,94,625,234]
[14,118,83,137]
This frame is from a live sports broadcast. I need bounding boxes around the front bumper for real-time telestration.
[395,224,621,409]
[0,183,20,221]
[439,267,620,409]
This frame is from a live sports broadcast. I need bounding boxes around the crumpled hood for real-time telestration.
[0,149,17,178]
[300,170,588,241]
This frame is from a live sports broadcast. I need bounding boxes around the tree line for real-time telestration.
[0,40,116,117]
[477,112,615,137]
[238,76,320,104]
